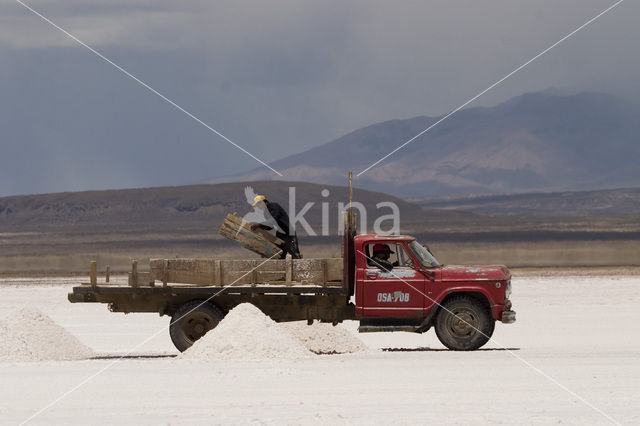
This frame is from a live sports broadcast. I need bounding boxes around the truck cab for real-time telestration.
[352,234,515,350]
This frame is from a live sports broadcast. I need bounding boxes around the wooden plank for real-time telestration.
[253,227,284,245]
[130,260,138,287]
[224,212,244,226]
[292,259,325,284]
[220,259,284,271]
[168,259,216,285]
[225,212,284,244]
[149,259,163,282]
[219,227,276,258]
[325,258,343,282]
[162,259,168,287]
[220,227,271,254]
[221,270,253,286]
[285,255,292,284]
[147,257,342,287]
[322,259,328,287]
[214,259,221,286]
[72,284,347,296]
[90,261,97,286]
[221,221,282,248]
[128,272,151,286]
[223,212,284,245]
[220,258,287,286]
[218,213,284,258]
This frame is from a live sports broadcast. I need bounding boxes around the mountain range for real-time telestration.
[415,187,640,215]
[213,91,640,198]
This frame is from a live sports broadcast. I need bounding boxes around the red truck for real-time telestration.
[68,209,516,352]
[352,233,515,350]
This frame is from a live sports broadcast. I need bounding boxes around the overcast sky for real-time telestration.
[0,0,637,196]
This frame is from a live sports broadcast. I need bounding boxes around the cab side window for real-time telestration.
[365,243,414,267]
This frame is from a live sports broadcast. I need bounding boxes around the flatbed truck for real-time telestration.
[69,208,516,352]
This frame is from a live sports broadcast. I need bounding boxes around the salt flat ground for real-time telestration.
[0,275,638,425]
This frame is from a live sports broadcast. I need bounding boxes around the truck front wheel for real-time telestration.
[434,295,495,351]
[169,300,225,352]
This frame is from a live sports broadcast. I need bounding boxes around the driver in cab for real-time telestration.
[370,243,399,272]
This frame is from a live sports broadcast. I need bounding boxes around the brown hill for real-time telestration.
[0,182,638,273]
[0,181,431,233]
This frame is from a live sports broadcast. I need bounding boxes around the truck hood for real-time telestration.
[440,265,511,282]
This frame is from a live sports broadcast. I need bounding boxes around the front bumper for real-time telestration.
[501,310,516,324]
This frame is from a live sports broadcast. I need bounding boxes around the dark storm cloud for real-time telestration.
[0,0,636,195]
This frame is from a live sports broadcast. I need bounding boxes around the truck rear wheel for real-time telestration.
[170,300,225,352]
[435,295,494,351]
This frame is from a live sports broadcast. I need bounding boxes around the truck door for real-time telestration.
[357,242,425,317]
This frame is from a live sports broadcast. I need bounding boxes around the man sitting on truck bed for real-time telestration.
[250,195,302,259]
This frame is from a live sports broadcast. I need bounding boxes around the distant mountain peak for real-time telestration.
[211,90,640,198]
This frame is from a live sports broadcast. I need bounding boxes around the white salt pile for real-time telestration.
[180,303,311,360]
[283,322,368,354]
[0,308,94,362]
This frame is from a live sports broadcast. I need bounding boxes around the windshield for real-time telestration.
[408,240,441,268]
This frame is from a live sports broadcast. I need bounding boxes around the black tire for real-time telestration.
[169,300,225,352]
[434,295,495,351]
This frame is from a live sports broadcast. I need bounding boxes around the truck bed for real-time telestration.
[69,282,346,301]
[68,282,353,322]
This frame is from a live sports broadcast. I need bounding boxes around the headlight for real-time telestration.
[505,280,512,299]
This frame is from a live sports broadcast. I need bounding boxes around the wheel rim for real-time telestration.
[446,308,479,340]
[182,312,216,344]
